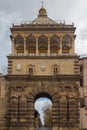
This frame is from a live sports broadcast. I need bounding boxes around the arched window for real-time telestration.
[38,35,48,56]
[28,65,35,75]
[62,35,72,54]
[14,35,24,55]
[26,35,36,55]
[14,35,24,44]
[50,35,60,55]
[52,64,59,75]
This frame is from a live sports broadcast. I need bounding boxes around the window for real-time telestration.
[52,64,59,75]
[50,35,60,54]
[38,35,48,54]
[29,67,33,75]
[62,35,72,55]
[26,35,36,54]
[53,67,58,75]
[28,65,34,75]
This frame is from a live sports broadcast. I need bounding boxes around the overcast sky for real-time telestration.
[0,0,87,71]
[35,97,52,124]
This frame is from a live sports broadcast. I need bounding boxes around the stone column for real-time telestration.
[59,36,62,55]
[70,37,75,55]
[36,36,38,56]
[12,36,15,55]
[48,37,50,56]
[24,37,27,55]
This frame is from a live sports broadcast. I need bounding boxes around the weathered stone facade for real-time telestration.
[79,58,87,129]
[0,6,80,130]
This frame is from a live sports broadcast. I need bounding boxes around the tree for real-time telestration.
[44,105,52,127]
[34,110,42,127]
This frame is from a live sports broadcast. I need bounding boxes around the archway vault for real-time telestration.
[28,84,59,101]
[26,82,79,128]
[27,84,60,127]
[6,80,80,130]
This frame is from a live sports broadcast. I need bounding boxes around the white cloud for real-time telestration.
[35,98,52,124]
[35,98,52,112]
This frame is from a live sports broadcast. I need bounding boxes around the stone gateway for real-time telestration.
[0,5,80,130]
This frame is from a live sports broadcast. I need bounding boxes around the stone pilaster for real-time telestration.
[59,36,62,55]
[12,36,15,55]
[70,37,75,54]
[24,37,27,55]
[36,36,38,56]
[48,37,50,56]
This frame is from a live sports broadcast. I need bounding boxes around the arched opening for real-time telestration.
[50,35,60,56]
[34,93,52,127]
[62,35,72,54]
[27,86,60,128]
[38,35,48,56]
[14,35,24,55]
[26,35,36,56]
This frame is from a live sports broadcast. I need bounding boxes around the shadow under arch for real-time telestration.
[34,92,52,102]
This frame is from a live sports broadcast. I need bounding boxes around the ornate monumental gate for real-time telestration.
[0,5,80,130]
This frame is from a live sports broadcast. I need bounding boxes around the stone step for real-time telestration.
[35,127,52,130]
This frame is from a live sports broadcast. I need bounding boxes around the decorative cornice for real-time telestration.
[7,55,79,59]
[10,26,76,32]
[5,74,80,81]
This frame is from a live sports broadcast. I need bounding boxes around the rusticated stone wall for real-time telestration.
[0,75,80,130]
